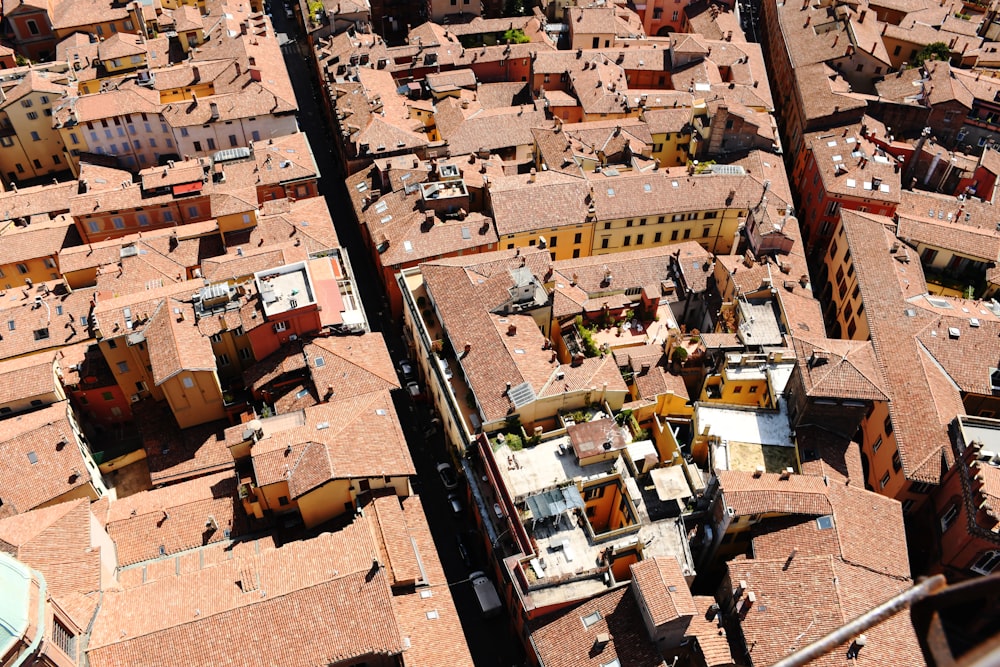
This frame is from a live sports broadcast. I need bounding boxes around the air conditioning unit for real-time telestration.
[289,334,298,341]
[130,394,141,403]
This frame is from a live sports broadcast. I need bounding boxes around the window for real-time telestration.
[0,136,11,147]
[217,353,230,366]
[182,376,195,389]
[274,321,288,332]
[33,328,49,340]
[623,236,631,247]
[26,19,39,35]
[229,134,238,147]
[892,450,902,472]
[106,339,117,349]
[112,217,125,229]
[940,503,959,532]
[604,222,612,230]
[206,138,216,150]
[162,210,174,222]
[601,238,609,249]
[239,347,252,360]
[549,236,557,247]
[180,127,189,137]
[732,385,742,394]
[670,230,678,241]
[116,361,129,373]
[32,159,41,169]
[901,499,914,515]
[872,436,882,453]
[683,229,691,239]
[749,385,758,393]
[278,495,290,506]
[572,249,580,258]
[654,232,662,243]
[21,99,32,108]
[187,206,199,218]
[972,551,1000,575]
[137,213,149,226]
[702,227,711,238]
[101,391,114,401]
[52,619,75,657]
[884,416,894,435]
[880,471,891,489]
[574,233,582,244]
[911,482,934,494]
[210,333,223,343]
[135,381,146,392]
[30,130,40,140]
[16,263,28,274]
[251,130,261,141]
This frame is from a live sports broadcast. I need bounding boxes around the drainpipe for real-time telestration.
[12,566,47,667]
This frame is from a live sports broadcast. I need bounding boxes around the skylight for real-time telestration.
[314,357,326,367]
[582,611,602,628]
[816,515,834,530]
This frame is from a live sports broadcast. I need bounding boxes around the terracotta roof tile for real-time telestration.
[107,471,246,566]
[249,390,414,489]
[305,333,400,400]
[0,402,97,513]
[0,217,74,267]
[630,556,696,627]
[528,586,665,667]
[0,351,59,405]
[840,209,958,482]
[728,555,921,667]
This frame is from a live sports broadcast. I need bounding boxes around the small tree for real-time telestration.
[503,28,530,43]
[915,42,951,65]
[672,346,689,365]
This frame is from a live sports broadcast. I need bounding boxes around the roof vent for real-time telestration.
[779,467,793,480]
[948,327,961,339]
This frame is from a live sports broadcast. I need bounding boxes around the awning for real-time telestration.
[525,485,585,520]
[172,182,203,196]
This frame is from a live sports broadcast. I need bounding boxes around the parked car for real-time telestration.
[436,462,459,490]
[456,535,472,568]
[406,381,420,397]
[438,357,453,380]
[398,359,415,381]
[448,493,463,515]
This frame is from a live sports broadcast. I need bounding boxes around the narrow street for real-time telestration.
[277,17,525,666]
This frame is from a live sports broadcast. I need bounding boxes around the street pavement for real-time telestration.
[276,16,526,666]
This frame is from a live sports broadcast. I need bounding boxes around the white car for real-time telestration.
[437,462,459,490]
[438,358,453,380]
[406,381,420,397]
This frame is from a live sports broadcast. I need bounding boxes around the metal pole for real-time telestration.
[769,575,948,667]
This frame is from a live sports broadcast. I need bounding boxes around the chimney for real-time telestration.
[529,167,536,183]
[210,102,219,120]
[737,591,756,619]
[859,9,867,21]
[192,65,200,82]
[507,323,517,336]
[592,634,610,652]
[463,342,472,356]
[779,467,793,480]
[753,465,764,478]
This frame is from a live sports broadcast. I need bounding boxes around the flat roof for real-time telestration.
[696,400,791,447]
[255,262,316,317]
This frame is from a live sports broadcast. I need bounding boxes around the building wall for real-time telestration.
[0,384,63,418]
[246,308,324,361]
[71,383,133,424]
[649,129,692,167]
[98,336,162,404]
[160,369,225,428]
[497,224,592,261]
[0,91,68,182]
[0,254,60,289]
[172,114,299,159]
[6,8,56,61]
[258,479,299,514]
[592,208,741,256]
[52,8,144,41]
[430,0,481,21]
[79,113,177,171]
[819,219,870,341]
[76,197,210,243]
